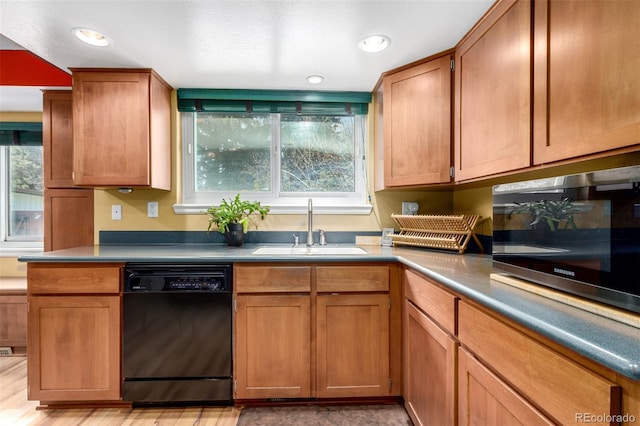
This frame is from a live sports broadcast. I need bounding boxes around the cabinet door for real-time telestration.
[73,70,150,186]
[27,295,121,401]
[235,295,311,399]
[404,300,456,426]
[316,294,390,398]
[43,90,74,188]
[458,347,554,426]
[44,188,94,252]
[533,0,640,164]
[454,0,531,181]
[383,55,452,186]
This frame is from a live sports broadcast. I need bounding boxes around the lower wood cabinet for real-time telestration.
[233,263,396,400]
[403,270,457,426]
[234,294,311,399]
[458,300,621,426]
[27,263,122,402]
[0,289,27,350]
[458,347,553,425]
[316,293,389,398]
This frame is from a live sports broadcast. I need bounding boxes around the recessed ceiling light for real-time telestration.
[306,75,324,84]
[72,27,110,47]
[358,35,390,53]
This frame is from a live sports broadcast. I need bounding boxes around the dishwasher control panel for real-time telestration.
[124,265,232,293]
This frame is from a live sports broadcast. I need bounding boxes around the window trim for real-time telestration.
[174,112,372,215]
[0,146,44,251]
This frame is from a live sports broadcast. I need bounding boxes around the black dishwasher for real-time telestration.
[123,264,233,405]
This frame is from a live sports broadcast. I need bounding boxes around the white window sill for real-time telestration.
[0,245,43,257]
[173,203,372,215]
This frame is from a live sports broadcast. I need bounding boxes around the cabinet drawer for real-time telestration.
[28,264,122,294]
[235,266,311,293]
[404,270,457,335]
[316,266,388,292]
[458,301,621,425]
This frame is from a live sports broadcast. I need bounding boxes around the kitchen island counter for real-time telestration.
[19,243,640,381]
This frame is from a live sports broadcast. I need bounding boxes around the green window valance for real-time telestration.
[177,89,371,115]
[0,122,42,146]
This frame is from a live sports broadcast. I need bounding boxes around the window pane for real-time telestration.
[194,113,271,192]
[9,146,43,239]
[280,115,355,192]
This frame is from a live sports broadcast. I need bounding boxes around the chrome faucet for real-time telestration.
[306,198,314,246]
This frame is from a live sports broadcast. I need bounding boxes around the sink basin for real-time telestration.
[252,246,368,255]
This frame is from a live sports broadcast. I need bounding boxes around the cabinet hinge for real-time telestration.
[388,378,392,390]
[234,298,237,312]
[450,59,455,71]
[234,380,237,394]
[450,166,455,179]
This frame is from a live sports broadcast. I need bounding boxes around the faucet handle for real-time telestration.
[292,234,299,246]
[318,229,327,246]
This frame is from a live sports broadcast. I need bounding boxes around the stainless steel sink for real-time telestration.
[252,246,368,255]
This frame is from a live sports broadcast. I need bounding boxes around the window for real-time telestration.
[179,112,369,214]
[0,145,43,248]
[175,89,372,214]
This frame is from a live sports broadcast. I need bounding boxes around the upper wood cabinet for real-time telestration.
[42,90,75,188]
[70,68,172,190]
[454,0,532,182]
[532,0,640,164]
[381,54,453,187]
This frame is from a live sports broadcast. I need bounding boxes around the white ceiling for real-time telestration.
[0,0,494,112]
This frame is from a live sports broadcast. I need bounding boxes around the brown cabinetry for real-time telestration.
[42,90,94,252]
[0,289,27,351]
[403,270,457,426]
[71,68,171,190]
[27,263,122,402]
[458,347,553,425]
[234,264,396,400]
[381,54,452,187]
[454,0,531,181]
[458,300,621,425]
[316,266,390,398]
[532,0,640,164]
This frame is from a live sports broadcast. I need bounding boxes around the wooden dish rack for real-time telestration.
[390,214,483,254]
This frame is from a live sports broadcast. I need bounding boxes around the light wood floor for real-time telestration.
[0,356,241,425]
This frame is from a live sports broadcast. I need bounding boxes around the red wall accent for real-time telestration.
[0,50,71,86]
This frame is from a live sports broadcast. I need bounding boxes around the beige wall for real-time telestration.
[92,93,453,238]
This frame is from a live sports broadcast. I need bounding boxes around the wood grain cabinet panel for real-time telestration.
[71,68,171,190]
[404,269,457,335]
[404,299,456,426]
[382,54,452,187]
[42,90,74,188]
[0,291,27,348]
[458,347,554,426]
[44,188,94,252]
[234,265,311,293]
[458,300,621,425]
[234,294,311,399]
[316,293,390,398]
[316,265,388,293]
[26,264,122,402]
[454,0,531,181]
[533,0,640,164]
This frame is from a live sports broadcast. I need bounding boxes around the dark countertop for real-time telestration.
[19,243,640,380]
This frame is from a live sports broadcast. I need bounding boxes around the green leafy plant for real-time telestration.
[510,198,578,231]
[206,194,270,234]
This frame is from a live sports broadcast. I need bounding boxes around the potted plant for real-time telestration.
[205,194,270,246]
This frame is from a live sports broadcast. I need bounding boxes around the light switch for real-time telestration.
[111,205,122,220]
[148,201,159,218]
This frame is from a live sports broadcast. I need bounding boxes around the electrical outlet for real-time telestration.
[402,202,419,215]
[148,201,159,218]
[112,204,122,220]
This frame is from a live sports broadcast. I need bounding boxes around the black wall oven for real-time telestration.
[493,165,640,314]
[123,264,233,405]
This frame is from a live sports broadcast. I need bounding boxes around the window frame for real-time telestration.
[0,145,44,253]
[175,112,371,215]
